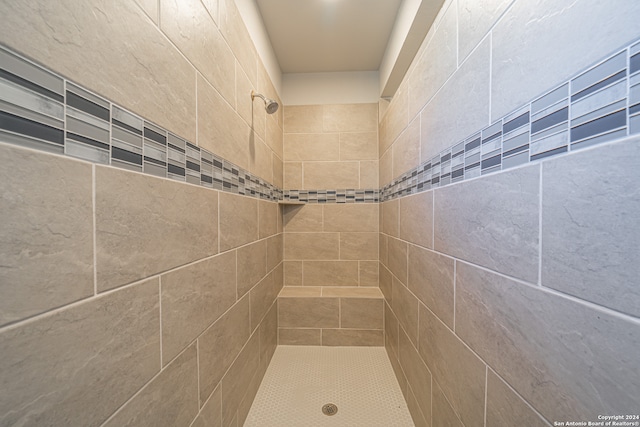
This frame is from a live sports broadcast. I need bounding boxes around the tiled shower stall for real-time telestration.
[1,0,639,426]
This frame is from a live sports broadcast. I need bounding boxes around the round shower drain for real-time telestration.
[322,403,338,416]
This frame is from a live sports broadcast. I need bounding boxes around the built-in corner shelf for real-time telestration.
[278,200,305,205]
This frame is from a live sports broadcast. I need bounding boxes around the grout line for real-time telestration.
[484,365,488,427]
[196,340,201,409]
[538,163,543,286]
[159,277,163,368]
[92,164,97,296]
[489,31,493,121]
[453,260,457,332]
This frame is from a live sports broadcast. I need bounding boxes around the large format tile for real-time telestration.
[0,0,197,140]
[283,105,323,133]
[432,380,464,427]
[282,204,323,232]
[284,133,339,161]
[278,297,339,328]
[456,261,640,421]
[191,385,222,427]
[381,199,399,237]
[198,295,251,403]
[420,37,490,161]
[434,164,540,283]
[221,332,260,425]
[457,0,512,61]
[259,200,278,238]
[218,192,258,251]
[340,232,378,260]
[392,278,419,346]
[259,303,278,367]
[398,329,432,423]
[103,344,198,427]
[408,245,454,328]
[95,166,218,291]
[0,278,160,427]
[408,1,458,118]
[485,369,550,427]
[0,144,93,326]
[542,137,640,316]
[340,298,383,329]
[160,0,234,105]
[219,0,257,85]
[418,304,486,427]
[237,240,267,298]
[322,329,383,346]
[161,251,236,363]
[324,204,379,232]
[278,328,322,345]
[393,117,421,177]
[399,190,434,249]
[284,232,339,260]
[491,0,640,120]
[303,261,359,287]
[302,161,360,189]
[340,132,378,160]
[387,237,408,285]
[250,270,279,331]
[323,103,378,132]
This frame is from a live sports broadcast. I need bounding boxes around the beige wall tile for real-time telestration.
[321,287,382,298]
[161,251,236,362]
[135,0,158,23]
[406,384,429,427]
[486,370,549,427]
[379,148,393,187]
[340,232,378,260]
[382,199,399,237]
[250,270,279,331]
[385,302,399,358]
[280,287,322,297]
[237,240,267,298]
[259,303,278,367]
[283,204,323,232]
[284,105,323,133]
[387,237,408,285]
[237,361,264,427]
[392,278,419,346]
[360,160,379,188]
[198,75,250,170]
[201,0,219,25]
[160,0,234,106]
[219,0,256,85]
[103,344,198,427]
[259,200,278,238]
[284,261,303,286]
[419,304,486,427]
[284,162,302,189]
[393,117,421,178]
[379,233,389,266]
[0,144,93,326]
[284,133,340,161]
[432,380,464,427]
[272,153,284,188]
[198,295,250,403]
[381,83,408,154]
[303,161,359,189]
[340,298,383,329]
[398,328,432,423]
[278,297,339,328]
[322,329,383,346]
[266,234,283,272]
[387,344,407,397]
[219,192,258,251]
[0,1,197,140]
[408,245,454,328]
[339,132,378,160]
[191,384,221,427]
[95,166,218,291]
[303,261,359,287]
[359,261,379,287]
[0,278,160,427]
[266,112,283,159]
[240,67,263,140]
[284,232,339,260]
[278,328,322,345]
[249,137,273,182]
[324,204,378,232]
[323,104,377,132]
[400,191,434,249]
[379,265,392,303]
[221,331,259,425]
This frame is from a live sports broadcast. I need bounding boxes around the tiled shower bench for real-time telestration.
[277,287,384,346]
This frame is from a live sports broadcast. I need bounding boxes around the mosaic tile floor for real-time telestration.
[244,346,414,427]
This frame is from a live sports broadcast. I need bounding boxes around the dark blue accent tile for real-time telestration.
[201,174,213,184]
[465,137,481,151]
[66,91,110,121]
[0,111,64,145]
[0,69,64,103]
[465,162,480,170]
[168,143,185,153]
[503,112,530,134]
[503,144,529,158]
[144,127,166,145]
[201,157,213,166]
[482,132,501,144]
[168,164,185,176]
[570,109,626,142]
[112,146,143,165]
[144,156,166,167]
[630,52,640,74]
[451,169,464,179]
[531,107,568,134]
[630,103,640,116]
[530,145,567,161]
[481,154,501,170]
[186,160,200,172]
[571,70,626,102]
[441,153,451,162]
[66,132,109,150]
[113,118,142,135]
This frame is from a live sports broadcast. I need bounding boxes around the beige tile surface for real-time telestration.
[266,112,283,159]
[393,117,421,178]
[278,297,339,328]
[0,144,93,326]
[322,329,383,346]
[322,287,383,298]
[278,328,322,345]
[387,237,408,285]
[284,105,323,133]
[340,298,383,329]
[382,199,399,237]
[266,234,283,272]
[303,260,359,287]
[95,166,218,291]
[432,379,464,427]
[359,261,379,287]
[398,329,432,423]
[400,191,434,249]
[303,161,359,189]
[103,344,198,427]
[250,137,273,182]
[237,240,267,298]
[284,232,339,260]
[324,203,378,232]
[339,232,378,260]
[323,104,378,132]
[221,331,259,425]
[161,251,236,363]
[284,162,302,189]
[219,192,258,251]
[259,200,278,238]
[191,384,222,427]
[392,279,419,346]
[284,133,340,161]
[279,286,322,297]
[284,261,303,286]
[0,278,160,427]
[339,131,378,160]
[283,204,323,232]
[360,160,379,188]
[486,369,549,427]
[250,271,279,331]
[219,0,256,85]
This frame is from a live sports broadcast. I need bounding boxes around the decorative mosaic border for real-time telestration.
[381,38,640,201]
[0,45,282,202]
[282,189,379,204]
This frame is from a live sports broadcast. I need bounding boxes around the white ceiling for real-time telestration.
[255,0,403,73]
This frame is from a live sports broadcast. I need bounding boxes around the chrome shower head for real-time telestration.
[251,91,279,114]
